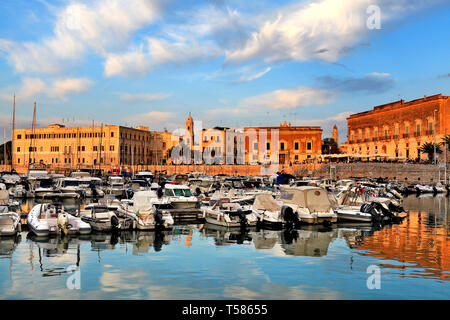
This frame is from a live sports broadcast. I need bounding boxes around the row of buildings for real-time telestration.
[7,93,450,173]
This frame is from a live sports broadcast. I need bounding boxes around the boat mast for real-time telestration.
[28,102,36,170]
[11,94,15,171]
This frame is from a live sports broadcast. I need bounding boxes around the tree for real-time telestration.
[322,138,340,154]
[419,142,442,162]
[441,134,450,150]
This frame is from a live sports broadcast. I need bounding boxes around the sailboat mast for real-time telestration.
[11,94,15,170]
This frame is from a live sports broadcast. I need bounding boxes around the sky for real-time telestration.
[0,0,450,143]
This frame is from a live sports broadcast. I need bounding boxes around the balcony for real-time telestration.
[364,138,371,142]
[372,137,379,142]
[403,133,410,138]
[414,132,421,137]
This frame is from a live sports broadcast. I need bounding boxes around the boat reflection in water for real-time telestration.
[0,234,21,256]
[200,223,254,246]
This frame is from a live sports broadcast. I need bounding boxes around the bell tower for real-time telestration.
[332,124,339,145]
[185,113,194,149]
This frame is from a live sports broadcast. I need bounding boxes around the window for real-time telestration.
[307,142,312,151]
[416,123,421,135]
[93,146,98,151]
[428,122,433,133]
[266,142,270,151]
[217,136,220,142]
[18,158,20,163]
[17,134,21,139]
[110,145,115,151]
[82,146,85,151]
[384,129,388,138]
[294,142,299,150]
[253,142,258,150]
[280,142,285,151]
[17,147,20,152]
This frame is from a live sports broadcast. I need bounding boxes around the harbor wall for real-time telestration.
[1,163,447,183]
[314,163,448,184]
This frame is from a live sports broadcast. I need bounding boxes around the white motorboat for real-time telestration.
[80,203,133,231]
[0,206,21,236]
[32,177,55,198]
[134,171,154,183]
[55,178,84,197]
[79,177,105,197]
[116,191,174,230]
[155,184,200,209]
[105,176,126,197]
[251,193,287,228]
[277,187,337,225]
[414,184,435,194]
[27,203,91,237]
[202,199,258,228]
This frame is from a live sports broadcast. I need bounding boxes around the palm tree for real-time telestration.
[419,142,442,162]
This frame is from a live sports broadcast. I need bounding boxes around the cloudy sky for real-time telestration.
[0,0,449,143]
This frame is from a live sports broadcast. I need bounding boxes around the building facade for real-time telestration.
[244,122,322,164]
[346,94,450,160]
[13,123,152,172]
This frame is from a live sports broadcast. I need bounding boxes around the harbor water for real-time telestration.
[0,195,449,299]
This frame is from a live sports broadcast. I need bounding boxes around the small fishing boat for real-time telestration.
[155,184,200,209]
[203,199,258,228]
[27,203,91,237]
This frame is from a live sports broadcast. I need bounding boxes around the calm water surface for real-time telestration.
[0,195,449,300]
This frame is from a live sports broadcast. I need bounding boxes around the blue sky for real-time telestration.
[0,0,449,143]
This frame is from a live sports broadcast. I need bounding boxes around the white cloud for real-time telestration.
[104,49,152,77]
[243,85,334,110]
[225,0,444,65]
[237,67,272,83]
[48,78,92,100]
[120,92,171,103]
[0,0,161,75]
[124,111,175,127]
[0,77,92,102]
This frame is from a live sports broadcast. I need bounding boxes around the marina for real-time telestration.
[0,171,449,299]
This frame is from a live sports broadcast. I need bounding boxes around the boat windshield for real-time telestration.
[39,180,53,188]
[232,180,244,188]
[173,188,193,197]
[63,180,79,187]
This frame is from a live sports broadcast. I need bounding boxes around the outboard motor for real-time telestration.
[281,205,299,226]
[57,211,69,235]
[157,188,164,199]
[154,209,164,226]
[110,214,120,230]
[236,208,247,225]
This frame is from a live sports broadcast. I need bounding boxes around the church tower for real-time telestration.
[185,113,194,149]
[332,124,339,145]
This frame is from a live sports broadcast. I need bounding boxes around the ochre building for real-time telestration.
[346,94,450,160]
[12,124,153,173]
[244,122,322,164]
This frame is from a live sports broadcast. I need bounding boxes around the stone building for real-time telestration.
[346,94,450,160]
[244,122,322,164]
[13,123,152,173]
[332,124,339,145]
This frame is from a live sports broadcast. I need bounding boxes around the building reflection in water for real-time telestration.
[353,195,450,281]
